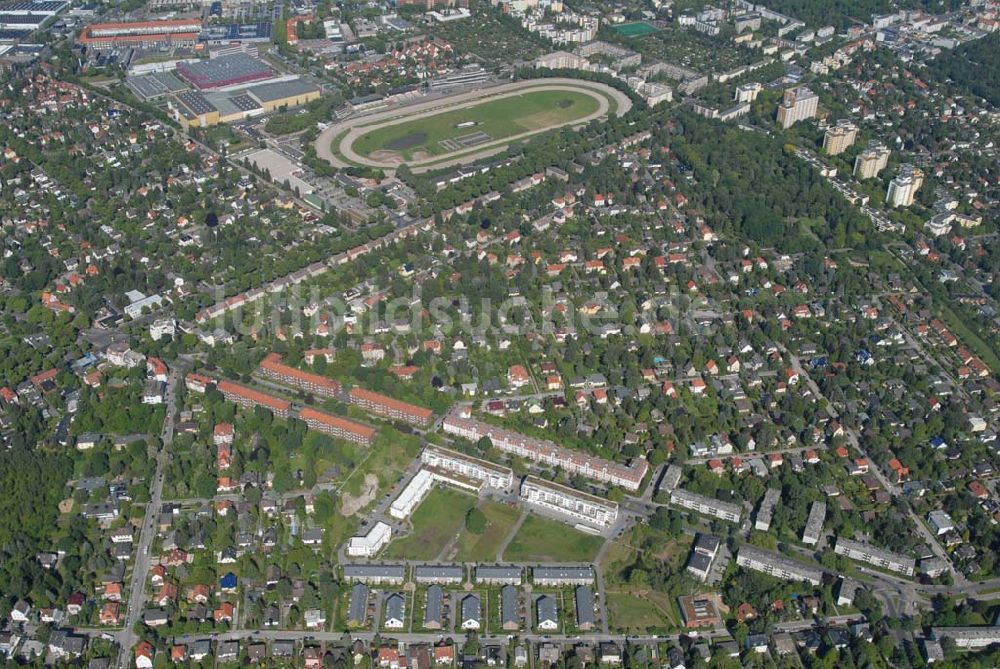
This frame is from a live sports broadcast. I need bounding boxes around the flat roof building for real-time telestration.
[854,142,890,179]
[802,501,826,546]
[776,86,818,129]
[736,545,824,586]
[671,488,742,523]
[79,18,200,48]
[421,445,514,490]
[754,488,781,531]
[686,534,721,582]
[176,53,273,90]
[834,538,915,576]
[678,595,723,629]
[930,626,1000,649]
[346,521,391,558]
[389,468,434,520]
[520,476,619,529]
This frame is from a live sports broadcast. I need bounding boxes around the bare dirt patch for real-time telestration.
[340,473,378,516]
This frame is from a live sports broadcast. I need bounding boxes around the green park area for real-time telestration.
[350,89,602,160]
[503,514,605,563]
[606,590,677,632]
[385,487,477,560]
[454,500,523,562]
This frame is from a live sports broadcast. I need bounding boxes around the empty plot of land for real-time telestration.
[503,514,605,563]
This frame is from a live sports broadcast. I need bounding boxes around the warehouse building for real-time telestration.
[176,53,272,90]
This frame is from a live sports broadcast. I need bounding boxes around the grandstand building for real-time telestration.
[78,19,201,49]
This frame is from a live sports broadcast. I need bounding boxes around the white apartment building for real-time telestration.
[346,522,392,558]
[755,488,781,532]
[776,86,818,129]
[736,545,824,585]
[802,501,826,545]
[520,476,619,529]
[887,164,924,208]
[421,445,514,490]
[389,469,434,520]
[854,142,890,179]
[834,538,915,576]
[671,488,742,523]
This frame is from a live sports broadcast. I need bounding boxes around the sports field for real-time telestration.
[351,89,601,160]
[614,22,658,37]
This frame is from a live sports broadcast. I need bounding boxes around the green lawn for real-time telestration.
[606,590,676,632]
[454,500,522,562]
[351,89,601,160]
[385,487,477,560]
[502,514,605,563]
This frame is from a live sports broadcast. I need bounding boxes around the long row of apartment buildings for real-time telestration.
[441,408,648,491]
[258,353,341,398]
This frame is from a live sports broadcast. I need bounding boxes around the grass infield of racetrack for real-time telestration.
[350,89,602,161]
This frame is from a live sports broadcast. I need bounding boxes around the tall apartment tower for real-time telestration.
[776,86,818,129]
[823,120,858,155]
[853,142,890,179]
[886,164,924,208]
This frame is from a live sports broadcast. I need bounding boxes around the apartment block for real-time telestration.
[754,488,781,532]
[853,142,890,179]
[258,353,341,398]
[298,407,376,446]
[802,501,826,546]
[421,445,514,490]
[670,488,742,523]
[519,476,619,529]
[776,86,818,129]
[736,545,824,585]
[834,538,915,576]
[217,380,291,419]
[348,387,433,426]
[823,120,858,155]
[347,522,391,558]
[886,164,924,208]
[442,408,648,491]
